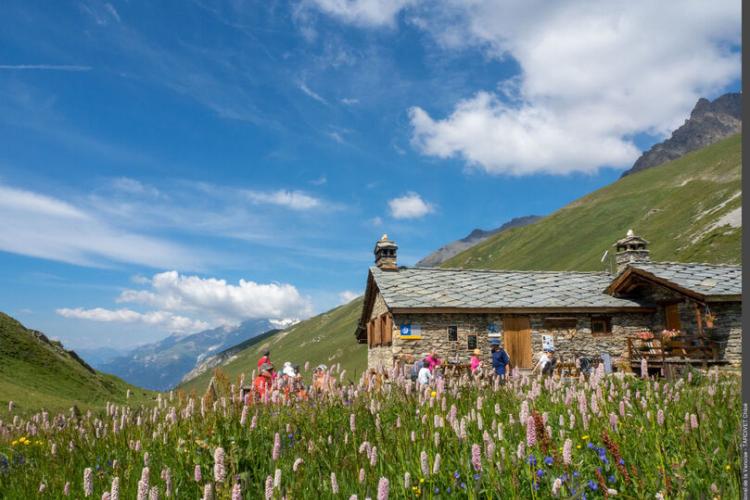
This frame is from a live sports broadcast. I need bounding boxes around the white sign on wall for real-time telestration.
[542,334,555,351]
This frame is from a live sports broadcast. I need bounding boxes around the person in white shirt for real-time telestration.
[533,349,552,375]
[417,364,432,386]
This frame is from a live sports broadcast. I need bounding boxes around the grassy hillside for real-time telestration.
[0,313,152,415]
[178,297,365,395]
[445,134,741,271]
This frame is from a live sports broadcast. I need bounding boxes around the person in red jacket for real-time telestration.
[257,350,271,369]
[254,363,273,401]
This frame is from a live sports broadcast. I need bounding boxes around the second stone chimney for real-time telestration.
[614,229,650,274]
[374,234,398,271]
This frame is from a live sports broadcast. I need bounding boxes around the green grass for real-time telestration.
[444,134,742,271]
[0,312,153,416]
[0,371,741,498]
[178,298,365,395]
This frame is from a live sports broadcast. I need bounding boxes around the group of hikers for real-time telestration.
[247,342,559,403]
[410,342,558,386]
[250,350,334,403]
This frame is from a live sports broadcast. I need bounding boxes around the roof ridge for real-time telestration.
[637,261,741,268]
[375,265,612,276]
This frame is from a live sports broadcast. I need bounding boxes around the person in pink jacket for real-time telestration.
[425,352,441,372]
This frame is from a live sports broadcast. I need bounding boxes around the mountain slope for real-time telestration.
[444,134,741,271]
[98,319,277,391]
[416,215,542,267]
[178,298,365,395]
[0,312,151,414]
[622,92,741,177]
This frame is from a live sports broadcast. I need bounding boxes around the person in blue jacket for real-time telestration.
[491,343,510,383]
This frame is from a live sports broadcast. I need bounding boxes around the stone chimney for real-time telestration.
[374,234,398,270]
[614,229,650,273]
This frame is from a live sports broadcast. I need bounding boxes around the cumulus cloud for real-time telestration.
[338,290,360,304]
[310,0,740,175]
[414,1,740,174]
[0,183,204,269]
[244,189,323,210]
[116,270,314,322]
[56,307,210,334]
[388,192,434,219]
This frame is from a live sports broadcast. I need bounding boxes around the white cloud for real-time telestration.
[111,177,161,198]
[338,290,359,304]
[410,0,740,175]
[310,175,328,186]
[244,189,323,210]
[116,270,314,322]
[327,131,346,143]
[0,183,204,269]
[298,81,328,103]
[388,192,434,219]
[56,307,210,334]
[341,97,360,105]
[370,216,383,227]
[311,0,740,175]
[0,64,92,71]
[306,0,415,27]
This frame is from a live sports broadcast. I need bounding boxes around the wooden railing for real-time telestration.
[628,332,719,364]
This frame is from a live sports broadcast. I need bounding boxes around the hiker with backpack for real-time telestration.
[491,343,510,383]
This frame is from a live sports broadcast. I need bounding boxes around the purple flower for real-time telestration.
[376,477,389,500]
[528,455,537,466]
[588,480,598,491]
[537,469,544,478]
[544,456,553,466]
[471,443,482,471]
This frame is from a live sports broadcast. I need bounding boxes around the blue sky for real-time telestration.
[0,0,740,349]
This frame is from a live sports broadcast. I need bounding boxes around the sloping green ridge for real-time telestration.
[178,297,366,394]
[0,312,152,415]
[444,134,742,271]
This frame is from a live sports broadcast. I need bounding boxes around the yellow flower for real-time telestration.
[11,440,17,446]
[576,444,582,449]
[430,391,437,398]
[419,478,425,483]
[725,464,731,471]
[24,441,30,446]
[581,435,590,440]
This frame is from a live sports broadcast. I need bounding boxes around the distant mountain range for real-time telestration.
[416,215,542,267]
[621,92,741,177]
[96,319,278,391]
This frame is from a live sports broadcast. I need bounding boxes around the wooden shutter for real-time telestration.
[367,321,373,348]
[383,315,393,345]
[373,317,382,346]
[665,304,681,331]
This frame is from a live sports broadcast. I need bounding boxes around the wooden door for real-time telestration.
[665,304,681,331]
[503,316,532,369]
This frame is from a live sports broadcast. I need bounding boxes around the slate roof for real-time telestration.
[626,262,741,297]
[369,266,649,310]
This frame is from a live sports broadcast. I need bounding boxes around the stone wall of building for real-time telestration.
[364,289,742,370]
[376,310,655,370]
[368,345,395,370]
[707,302,742,366]
[369,293,389,320]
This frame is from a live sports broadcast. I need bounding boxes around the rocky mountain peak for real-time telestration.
[621,92,741,177]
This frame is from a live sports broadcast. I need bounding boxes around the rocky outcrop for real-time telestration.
[622,92,741,177]
[416,215,541,267]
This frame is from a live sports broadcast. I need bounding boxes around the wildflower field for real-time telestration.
[0,366,741,499]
